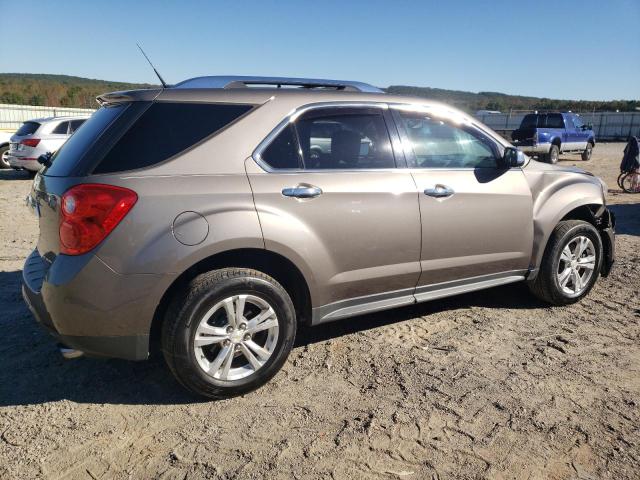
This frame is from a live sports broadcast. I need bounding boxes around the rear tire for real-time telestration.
[528,220,602,305]
[544,144,560,164]
[162,268,296,399]
[0,145,9,169]
[581,143,593,161]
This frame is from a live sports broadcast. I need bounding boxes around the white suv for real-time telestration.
[8,116,89,172]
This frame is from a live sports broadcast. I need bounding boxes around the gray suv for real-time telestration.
[22,76,615,399]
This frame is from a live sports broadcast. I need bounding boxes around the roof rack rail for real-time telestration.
[173,76,384,93]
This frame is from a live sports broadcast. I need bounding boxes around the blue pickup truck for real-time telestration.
[511,112,595,163]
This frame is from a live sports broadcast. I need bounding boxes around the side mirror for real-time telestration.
[37,152,53,167]
[502,146,526,168]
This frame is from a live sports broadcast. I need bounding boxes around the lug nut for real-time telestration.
[239,323,247,330]
[243,333,251,341]
[223,339,231,347]
[226,326,234,333]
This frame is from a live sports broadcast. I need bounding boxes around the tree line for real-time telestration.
[0,74,637,113]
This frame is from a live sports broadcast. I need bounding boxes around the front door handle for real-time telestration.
[282,185,323,199]
[424,184,454,198]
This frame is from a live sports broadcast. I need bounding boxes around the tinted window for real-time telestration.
[94,102,253,174]
[52,121,69,135]
[69,119,86,133]
[520,114,538,129]
[260,124,302,169]
[296,110,395,169]
[398,111,498,168]
[546,114,565,128]
[16,121,40,136]
[44,104,127,177]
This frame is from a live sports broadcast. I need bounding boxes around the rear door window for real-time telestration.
[93,102,253,174]
[546,114,565,128]
[69,119,86,134]
[15,121,40,136]
[295,108,395,169]
[52,121,70,135]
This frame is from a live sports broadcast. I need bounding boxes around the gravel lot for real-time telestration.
[0,143,638,479]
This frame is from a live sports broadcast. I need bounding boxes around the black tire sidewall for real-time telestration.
[549,145,559,164]
[168,273,296,397]
[548,223,602,302]
[582,144,593,161]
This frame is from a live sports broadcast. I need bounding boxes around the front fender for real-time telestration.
[527,171,604,272]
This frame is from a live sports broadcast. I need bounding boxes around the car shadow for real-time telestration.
[295,281,544,347]
[609,203,640,236]
[0,169,32,180]
[0,268,546,407]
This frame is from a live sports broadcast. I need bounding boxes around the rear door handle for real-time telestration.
[282,185,323,199]
[424,184,454,198]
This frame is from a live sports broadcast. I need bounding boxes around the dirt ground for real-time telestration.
[0,143,638,480]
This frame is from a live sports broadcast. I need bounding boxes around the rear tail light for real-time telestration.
[59,184,137,255]
[20,138,41,148]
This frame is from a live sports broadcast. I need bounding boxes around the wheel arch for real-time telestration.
[149,248,313,353]
[530,200,611,279]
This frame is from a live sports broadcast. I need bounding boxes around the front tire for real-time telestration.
[581,142,593,161]
[0,145,10,169]
[162,268,297,399]
[529,220,602,305]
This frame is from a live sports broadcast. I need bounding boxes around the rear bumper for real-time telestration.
[8,154,40,171]
[21,249,173,360]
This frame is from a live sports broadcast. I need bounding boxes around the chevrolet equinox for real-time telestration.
[22,76,615,399]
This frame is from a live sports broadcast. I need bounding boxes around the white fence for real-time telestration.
[0,103,95,132]
[1,103,639,141]
[476,111,640,141]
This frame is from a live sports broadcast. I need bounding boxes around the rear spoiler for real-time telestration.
[96,89,162,106]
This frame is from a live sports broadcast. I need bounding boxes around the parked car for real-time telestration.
[0,130,12,168]
[22,76,615,399]
[511,112,595,163]
[7,116,89,172]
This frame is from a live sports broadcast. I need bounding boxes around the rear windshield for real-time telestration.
[15,121,40,136]
[93,102,253,174]
[44,104,127,177]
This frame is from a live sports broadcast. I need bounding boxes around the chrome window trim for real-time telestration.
[252,101,392,173]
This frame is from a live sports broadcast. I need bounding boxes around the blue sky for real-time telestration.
[1,0,638,100]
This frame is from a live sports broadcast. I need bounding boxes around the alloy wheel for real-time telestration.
[193,294,279,381]
[557,235,596,296]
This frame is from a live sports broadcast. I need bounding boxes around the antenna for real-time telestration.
[136,43,168,88]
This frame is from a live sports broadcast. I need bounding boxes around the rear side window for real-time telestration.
[52,121,69,134]
[16,121,40,136]
[93,102,253,174]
